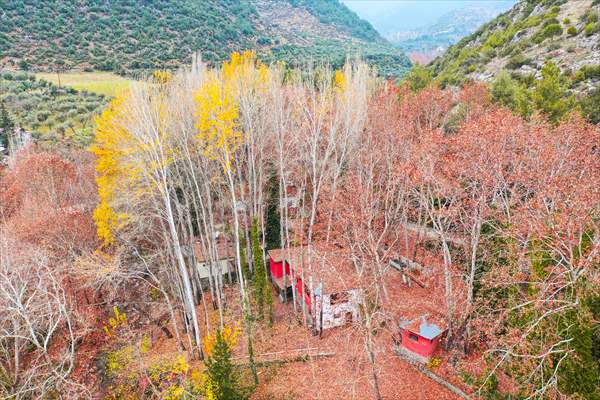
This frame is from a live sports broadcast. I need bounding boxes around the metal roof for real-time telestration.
[419,321,443,340]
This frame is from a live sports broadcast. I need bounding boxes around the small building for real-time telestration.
[267,247,297,301]
[194,239,234,285]
[268,246,361,333]
[396,315,446,362]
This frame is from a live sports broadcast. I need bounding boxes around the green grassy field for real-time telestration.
[35,72,132,97]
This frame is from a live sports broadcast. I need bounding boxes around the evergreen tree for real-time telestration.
[250,217,272,323]
[556,308,600,400]
[491,70,532,118]
[239,230,250,282]
[250,218,266,319]
[532,61,573,124]
[402,63,432,92]
[204,329,244,400]
[264,171,281,251]
[0,101,15,152]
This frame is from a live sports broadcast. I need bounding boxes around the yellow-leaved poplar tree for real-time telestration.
[194,74,242,170]
[90,94,135,246]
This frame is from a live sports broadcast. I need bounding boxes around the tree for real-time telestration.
[0,100,14,152]
[250,217,270,322]
[203,327,244,400]
[263,171,281,251]
[532,61,573,124]
[402,63,432,92]
[490,70,531,118]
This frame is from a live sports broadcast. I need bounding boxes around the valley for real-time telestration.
[0,1,598,400]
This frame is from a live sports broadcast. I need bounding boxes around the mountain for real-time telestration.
[430,0,600,89]
[389,2,515,63]
[0,0,411,78]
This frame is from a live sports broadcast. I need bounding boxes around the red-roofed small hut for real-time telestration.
[397,316,446,361]
[268,248,295,301]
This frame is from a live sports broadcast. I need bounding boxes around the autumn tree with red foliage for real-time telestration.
[0,147,98,398]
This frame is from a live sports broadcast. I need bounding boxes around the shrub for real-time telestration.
[543,17,560,27]
[532,61,573,124]
[491,71,532,117]
[567,26,578,36]
[580,85,600,124]
[506,54,532,70]
[402,63,432,92]
[543,23,563,37]
[584,22,597,36]
[573,65,600,82]
[36,110,50,122]
[547,42,561,51]
[563,18,571,25]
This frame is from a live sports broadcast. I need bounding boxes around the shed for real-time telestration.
[194,240,234,283]
[398,315,447,360]
[267,247,299,301]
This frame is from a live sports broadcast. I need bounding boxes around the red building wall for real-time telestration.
[400,329,442,358]
[269,256,291,279]
[295,277,312,309]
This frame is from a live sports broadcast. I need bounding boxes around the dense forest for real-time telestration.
[0,51,598,399]
[0,0,598,399]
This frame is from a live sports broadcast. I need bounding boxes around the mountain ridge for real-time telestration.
[430,0,600,90]
[0,0,410,77]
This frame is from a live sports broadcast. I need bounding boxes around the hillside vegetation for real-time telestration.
[0,72,106,148]
[430,0,600,90]
[0,0,410,78]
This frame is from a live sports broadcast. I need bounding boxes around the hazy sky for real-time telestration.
[342,0,516,32]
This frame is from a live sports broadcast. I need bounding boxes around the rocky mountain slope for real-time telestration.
[0,0,410,77]
[430,0,600,90]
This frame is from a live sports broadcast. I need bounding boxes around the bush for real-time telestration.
[563,18,571,25]
[573,65,600,82]
[584,22,597,36]
[543,17,560,27]
[532,61,573,124]
[543,23,563,37]
[402,63,432,92]
[491,71,532,117]
[567,26,577,36]
[580,85,600,124]
[506,54,532,70]
[547,42,561,51]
